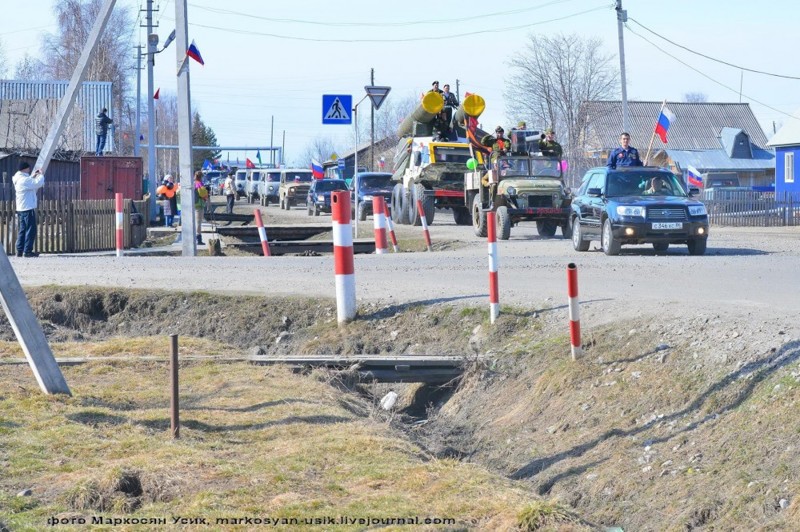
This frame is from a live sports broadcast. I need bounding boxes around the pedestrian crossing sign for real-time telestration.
[322,94,352,125]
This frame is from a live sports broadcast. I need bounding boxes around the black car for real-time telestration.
[306,179,349,216]
[570,167,709,255]
[350,172,394,221]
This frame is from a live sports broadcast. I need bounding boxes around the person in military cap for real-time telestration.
[428,80,443,94]
[481,126,512,163]
[538,127,563,158]
[514,121,527,130]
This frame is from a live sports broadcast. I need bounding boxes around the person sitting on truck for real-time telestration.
[538,127,563,158]
[481,126,512,164]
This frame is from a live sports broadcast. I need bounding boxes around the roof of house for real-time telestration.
[584,101,770,151]
[665,148,774,173]
[766,113,800,147]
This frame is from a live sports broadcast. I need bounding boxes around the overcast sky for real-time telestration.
[3,0,800,165]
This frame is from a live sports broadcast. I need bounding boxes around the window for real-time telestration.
[786,152,795,183]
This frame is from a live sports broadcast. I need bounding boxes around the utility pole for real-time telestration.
[370,68,375,171]
[270,116,274,167]
[456,79,460,102]
[144,0,158,218]
[134,45,142,157]
[281,130,285,166]
[175,0,195,256]
[615,0,629,133]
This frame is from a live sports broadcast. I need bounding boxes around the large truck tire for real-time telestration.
[496,206,511,240]
[536,220,557,237]
[472,194,487,237]
[453,207,471,225]
[392,183,410,225]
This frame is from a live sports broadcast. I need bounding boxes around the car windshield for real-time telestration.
[266,173,279,182]
[359,175,392,189]
[606,171,687,197]
[432,146,472,164]
[531,159,561,177]
[287,172,313,182]
[316,180,348,192]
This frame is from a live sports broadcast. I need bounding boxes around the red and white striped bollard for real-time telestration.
[383,203,399,252]
[416,199,433,252]
[253,209,271,257]
[487,209,499,323]
[567,263,582,360]
[115,192,123,257]
[332,191,356,323]
[372,196,388,254]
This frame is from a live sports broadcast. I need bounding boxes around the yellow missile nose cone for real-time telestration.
[421,91,444,114]
[463,94,485,118]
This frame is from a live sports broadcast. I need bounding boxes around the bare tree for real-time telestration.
[683,92,708,103]
[505,33,619,184]
[0,39,8,78]
[14,54,47,79]
[295,136,341,168]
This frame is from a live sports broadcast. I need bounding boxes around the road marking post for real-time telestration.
[416,199,433,252]
[332,191,356,323]
[115,193,123,257]
[567,263,582,360]
[253,209,271,257]
[384,203,399,252]
[372,196,388,254]
[487,210,499,324]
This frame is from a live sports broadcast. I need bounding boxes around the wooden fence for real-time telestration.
[0,199,149,254]
[0,181,80,202]
[702,190,800,227]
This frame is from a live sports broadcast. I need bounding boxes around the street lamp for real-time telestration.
[352,94,369,237]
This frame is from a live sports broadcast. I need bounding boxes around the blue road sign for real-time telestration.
[337,158,346,169]
[322,95,352,125]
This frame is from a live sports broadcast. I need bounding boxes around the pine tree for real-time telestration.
[191,111,221,171]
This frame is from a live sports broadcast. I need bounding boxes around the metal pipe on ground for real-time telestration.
[487,210,499,324]
[567,263,582,360]
[384,203,399,252]
[372,197,388,254]
[416,200,432,252]
[115,193,124,258]
[253,209,271,257]
[331,191,356,323]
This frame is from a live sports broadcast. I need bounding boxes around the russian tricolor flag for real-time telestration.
[311,159,324,179]
[687,165,704,187]
[655,106,676,143]
[187,40,204,65]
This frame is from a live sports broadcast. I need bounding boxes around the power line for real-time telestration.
[624,23,799,120]
[628,17,800,81]
[162,5,609,43]
[188,0,581,27]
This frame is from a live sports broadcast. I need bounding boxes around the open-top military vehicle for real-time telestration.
[465,129,572,240]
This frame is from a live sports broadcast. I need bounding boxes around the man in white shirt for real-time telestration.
[12,162,45,257]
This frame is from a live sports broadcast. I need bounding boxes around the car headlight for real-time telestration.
[688,205,707,216]
[362,194,373,201]
[316,194,324,201]
[616,205,646,218]
[506,186,516,196]
[268,185,274,191]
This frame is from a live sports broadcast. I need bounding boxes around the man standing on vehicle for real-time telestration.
[607,132,643,169]
[481,126,512,164]
[95,107,113,156]
[538,127,563,158]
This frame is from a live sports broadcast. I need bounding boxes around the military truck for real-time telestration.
[390,91,485,226]
[465,129,571,239]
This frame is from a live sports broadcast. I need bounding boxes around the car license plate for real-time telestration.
[651,222,682,230]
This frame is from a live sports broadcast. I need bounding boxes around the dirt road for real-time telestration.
[10,201,800,330]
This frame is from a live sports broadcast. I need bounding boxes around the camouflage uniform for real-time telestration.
[538,138,563,158]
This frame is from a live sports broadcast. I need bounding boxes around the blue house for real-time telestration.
[766,116,800,194]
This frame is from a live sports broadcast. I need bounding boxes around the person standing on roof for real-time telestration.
[95,107,113,156]
[428,80,443,94]
[481,126,512,164]
[441,83,459,107]
[607,132,643,169]
[538,127,563,158]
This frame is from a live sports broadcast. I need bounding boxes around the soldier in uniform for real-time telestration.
[538,127,563,158]
[428,80,443,94]
[607,132,643,169]
[481,126,512,164]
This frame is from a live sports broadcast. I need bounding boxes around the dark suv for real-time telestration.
[570,167,709,255]
[306,179,349,216]
[350,172,393,220]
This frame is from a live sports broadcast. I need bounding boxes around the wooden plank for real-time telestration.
[0,245,70,394]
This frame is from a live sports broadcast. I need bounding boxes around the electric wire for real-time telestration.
[628,17,800,81]
[624,23,799,121]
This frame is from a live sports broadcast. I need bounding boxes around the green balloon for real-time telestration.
[466,158,477,170]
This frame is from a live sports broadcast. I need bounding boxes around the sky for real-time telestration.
[3,0,800,166]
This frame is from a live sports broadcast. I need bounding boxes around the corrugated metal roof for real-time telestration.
[665,148,774,172]
[584,101,770,151]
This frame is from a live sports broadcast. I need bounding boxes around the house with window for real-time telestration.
[581,101,774,189]
[765,116,800,194]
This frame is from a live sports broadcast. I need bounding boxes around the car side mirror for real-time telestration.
[689,187,700,196]
[588,187,602,197]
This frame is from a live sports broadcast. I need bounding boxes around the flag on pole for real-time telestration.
[655,107,676,143]
[256,149,262,165]
[245,158,256,169]
[153,88,160,100]
[311,159,324,178]
[202,159,212,171]
[187,40,204,65]
[687,165,704,187]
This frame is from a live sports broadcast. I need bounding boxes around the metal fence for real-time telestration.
[0,199,149,254]
[702,190,800,227]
